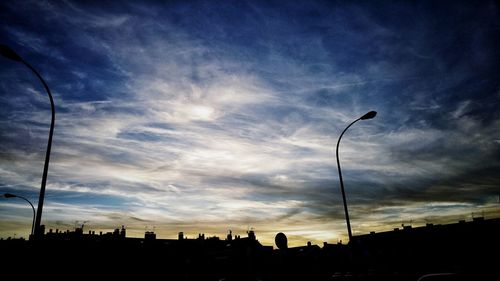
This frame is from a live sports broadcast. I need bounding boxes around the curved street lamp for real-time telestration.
[0,44,55,237]
[336,111,377,242]
[4,193,36,236]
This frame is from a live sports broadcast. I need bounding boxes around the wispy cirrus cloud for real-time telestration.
[1,0,499,245]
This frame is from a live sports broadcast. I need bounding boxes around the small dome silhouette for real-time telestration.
[275,232,288,250]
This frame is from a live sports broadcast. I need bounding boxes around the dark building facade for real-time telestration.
[1,218,498,280]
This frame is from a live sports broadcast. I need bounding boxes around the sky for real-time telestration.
[0,0,499,246]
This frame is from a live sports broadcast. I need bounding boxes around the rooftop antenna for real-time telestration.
[81,220,89,230]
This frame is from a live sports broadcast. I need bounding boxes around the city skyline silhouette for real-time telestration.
[1,217,498,280]
[1,0,500,249]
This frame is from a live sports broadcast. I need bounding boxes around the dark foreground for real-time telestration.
[1,218,499,280]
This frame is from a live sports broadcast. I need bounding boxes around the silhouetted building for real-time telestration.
[1,218,498,280]
[247,229,256,241]
[353,217,500,278]
[144,231,156,240]
[120,225,126,238]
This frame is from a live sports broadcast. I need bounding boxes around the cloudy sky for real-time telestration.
[1,0,499,246]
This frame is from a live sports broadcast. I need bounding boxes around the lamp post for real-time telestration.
[0,44,55,237]
[4,193,36,236]
[336,111,377,242]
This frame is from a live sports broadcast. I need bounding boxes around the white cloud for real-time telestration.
[1,0,499,246]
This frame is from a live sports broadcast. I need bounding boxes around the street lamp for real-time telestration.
[4,193,36,236]
[336,111,377,242]
[0,44,55,237]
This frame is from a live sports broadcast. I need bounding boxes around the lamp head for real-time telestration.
[0,45,23,62]
[360,111,377,120]
[4,193,17,198]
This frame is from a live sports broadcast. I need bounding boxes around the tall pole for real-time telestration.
[24,61,55,237]
[4,193,36,236]
[0,45,55,237]
[335,111,377,243]
[336,119,359,242]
